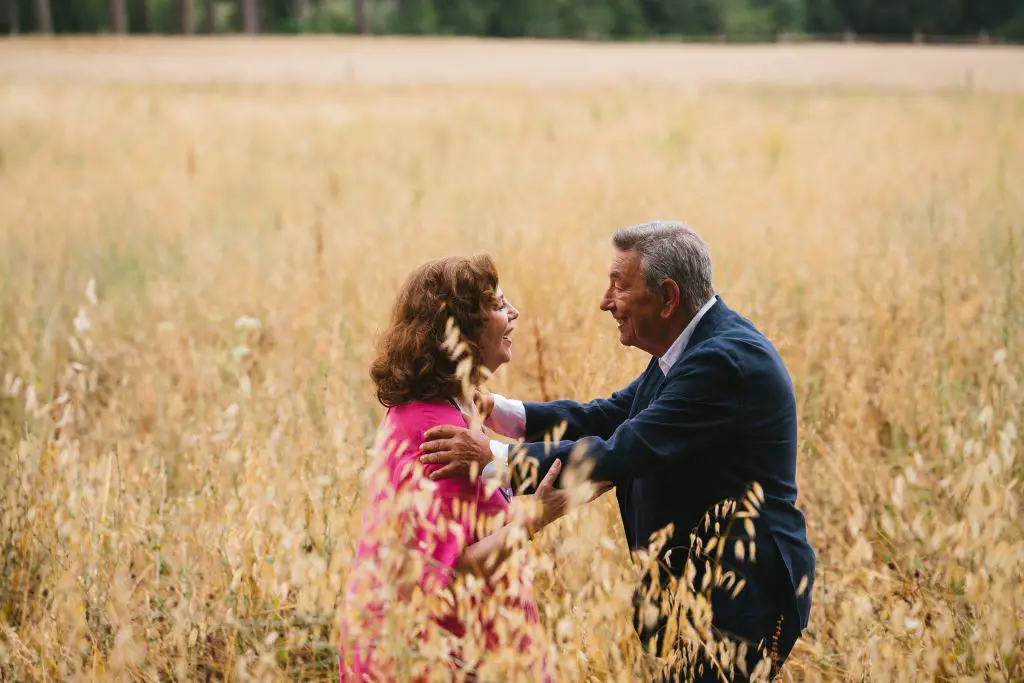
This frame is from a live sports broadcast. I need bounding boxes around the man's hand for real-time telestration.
[533,459,568,529]
[530,461,614,530]
[420,425,494,481]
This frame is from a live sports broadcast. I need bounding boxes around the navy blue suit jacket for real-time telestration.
[509,297,815,635]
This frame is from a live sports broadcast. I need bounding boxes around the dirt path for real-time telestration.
[2,36,1023,91]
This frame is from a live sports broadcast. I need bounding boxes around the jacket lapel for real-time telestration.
[674,296,729,370]
[631,298,731,413]
[630,358,664,417]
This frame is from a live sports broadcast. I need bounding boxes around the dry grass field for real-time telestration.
[1,38,1023,681]
[3,37,1024,90]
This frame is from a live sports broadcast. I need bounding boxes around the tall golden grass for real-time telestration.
[1,40,1022,681]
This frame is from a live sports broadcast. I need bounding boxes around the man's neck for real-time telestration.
[654,295,719,373]
[647,313,693,358]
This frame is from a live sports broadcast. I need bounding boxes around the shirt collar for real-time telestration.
[657,295,718,375]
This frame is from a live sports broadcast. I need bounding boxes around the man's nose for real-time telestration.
[508,304,519,321]
[600,293,613,311]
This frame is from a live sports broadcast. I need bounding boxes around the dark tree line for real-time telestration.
[3,0,1023,40]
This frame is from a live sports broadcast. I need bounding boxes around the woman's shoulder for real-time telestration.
[380,400,467,446]
[372,401,474,494]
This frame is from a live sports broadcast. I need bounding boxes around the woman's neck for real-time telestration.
[445,388,484,427]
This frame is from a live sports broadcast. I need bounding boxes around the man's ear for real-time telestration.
[659,279,682,319]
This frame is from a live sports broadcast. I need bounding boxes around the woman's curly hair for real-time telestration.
[370,254,500,408]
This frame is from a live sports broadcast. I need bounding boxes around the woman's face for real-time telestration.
[478,286,519,374]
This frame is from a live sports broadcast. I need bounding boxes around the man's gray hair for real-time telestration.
[612,220,715,315]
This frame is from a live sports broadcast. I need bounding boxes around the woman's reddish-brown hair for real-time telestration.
[370,254,500,408]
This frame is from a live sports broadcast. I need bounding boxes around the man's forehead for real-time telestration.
[608,249,640,278]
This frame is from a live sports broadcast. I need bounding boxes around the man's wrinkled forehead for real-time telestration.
[608,248,642,282]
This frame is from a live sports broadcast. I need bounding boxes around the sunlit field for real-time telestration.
[1,38,1023,681]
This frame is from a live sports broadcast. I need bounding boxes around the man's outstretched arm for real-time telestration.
[509,349,741,495]
[486,366,649,443]
[421,366,651,485]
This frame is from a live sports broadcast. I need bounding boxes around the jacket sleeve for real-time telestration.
[520,366,648,443]
[510,349,740,494]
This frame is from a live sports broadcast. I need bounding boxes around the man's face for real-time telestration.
[599,249,665,353]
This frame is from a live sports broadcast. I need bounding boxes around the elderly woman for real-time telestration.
[338,255,578,682]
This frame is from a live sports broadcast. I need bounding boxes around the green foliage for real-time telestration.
[2,0,1021,41]
[393,0,438,35]
[631,0,707,37]
[720,0,777,41]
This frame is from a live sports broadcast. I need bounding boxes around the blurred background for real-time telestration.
[4,0,1024,43]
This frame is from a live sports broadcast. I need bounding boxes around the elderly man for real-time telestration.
[420,220,815,681]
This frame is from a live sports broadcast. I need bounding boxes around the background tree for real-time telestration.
[133,0,152,32]
[4,0,21,33]
[180,0,193,32]
[108,0,128,33]
[354,0,368,33]
[240,0,259,33]
[35,0,53,33]
[201,0,214,31]
[8,0,1024,40]
[293,0,308,26]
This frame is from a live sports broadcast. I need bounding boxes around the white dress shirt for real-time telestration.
[448,398,516,475]
[656,294,719,376]
[481,294,719,477]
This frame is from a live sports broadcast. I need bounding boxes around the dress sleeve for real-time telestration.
[372,409,475,595]
[403,471,475,593]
